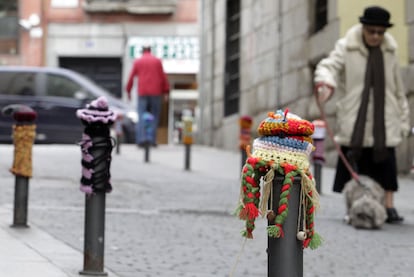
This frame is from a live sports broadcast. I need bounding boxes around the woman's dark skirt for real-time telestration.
[333,146,398,193]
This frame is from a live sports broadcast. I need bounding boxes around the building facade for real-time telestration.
[198,0,414,173]
[0,0,199,144]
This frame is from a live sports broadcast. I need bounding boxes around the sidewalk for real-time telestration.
[0,144,413,276]
[0,206,119,277]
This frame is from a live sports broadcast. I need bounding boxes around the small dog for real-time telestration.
[343,175,387,229]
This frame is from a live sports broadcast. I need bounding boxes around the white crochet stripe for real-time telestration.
[253,138,314,156]
[252,147,311,171]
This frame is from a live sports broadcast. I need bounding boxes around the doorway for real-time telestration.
[59,57,123,98]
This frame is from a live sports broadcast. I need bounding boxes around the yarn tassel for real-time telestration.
[234,203,243,216]
[301,172,320,210]
[238,155,270,238]
[239,202,259,220]
[308,232,322,249]
[260,167,275,216]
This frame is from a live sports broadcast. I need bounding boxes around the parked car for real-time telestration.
[0,66,137,144]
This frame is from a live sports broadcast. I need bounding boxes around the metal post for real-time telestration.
[77,96,115,276]
[182,109,193,171]
[313,160,322,194]
[114,114,123,155]
[184,144,191,170]
[80,192,107,276]
[80,134,109,276]
[144,142,150,163]
[2,104,37,229]
[116,134,121,155]
[142,112,154,163]
[268,175,303,277]
[311,120,326,194]
[241,150,247,171]
[12,176,29,227]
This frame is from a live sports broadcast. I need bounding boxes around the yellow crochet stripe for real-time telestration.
[10,124,36,178]
[252,148,310,171]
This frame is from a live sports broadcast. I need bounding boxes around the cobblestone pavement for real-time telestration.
[0,144,413,277]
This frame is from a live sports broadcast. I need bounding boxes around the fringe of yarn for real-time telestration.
[237,146,270,238]
[267,163,298,238]
[237,147,322,248]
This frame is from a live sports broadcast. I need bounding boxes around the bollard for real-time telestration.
[311,120,326,194]
[182,109,194,171]
[239,115,253,170]
[142,111,154,163]
[114,113,123,155]
[268,175,303,277]
[77,96,116,276]
[236,109,322,277]
[2,104,37,228]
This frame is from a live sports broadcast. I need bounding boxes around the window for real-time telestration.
[224,0,240,116]
[0,0,18,54]
[45,74,83,98]
[314,0,328,33]
[0,72,36,96]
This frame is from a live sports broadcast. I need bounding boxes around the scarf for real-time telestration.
[350,46,387,163]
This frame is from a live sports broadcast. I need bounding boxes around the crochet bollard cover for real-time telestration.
[236,109,322,249]
[77,96,116,195]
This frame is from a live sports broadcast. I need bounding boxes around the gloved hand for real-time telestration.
[314,82,334,103]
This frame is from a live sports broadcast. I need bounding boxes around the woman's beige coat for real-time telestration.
[314,24,410,147]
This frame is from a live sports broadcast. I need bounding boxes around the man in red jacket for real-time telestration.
[126,46,170,147]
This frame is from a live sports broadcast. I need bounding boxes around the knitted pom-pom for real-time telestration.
[87,96,109,110]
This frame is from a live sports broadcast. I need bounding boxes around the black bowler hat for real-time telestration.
[359,6,393,27]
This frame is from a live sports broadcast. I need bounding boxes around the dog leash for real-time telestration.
[314,88,363,186]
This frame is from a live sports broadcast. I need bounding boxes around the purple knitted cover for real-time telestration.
[76,96,117,124]
[77,96,114,195]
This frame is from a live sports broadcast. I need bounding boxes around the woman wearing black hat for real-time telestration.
[314,6,410,223]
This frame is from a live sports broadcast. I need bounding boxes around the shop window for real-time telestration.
[0,0,18,54]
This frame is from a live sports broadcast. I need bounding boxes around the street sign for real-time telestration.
[128,36,199,74]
